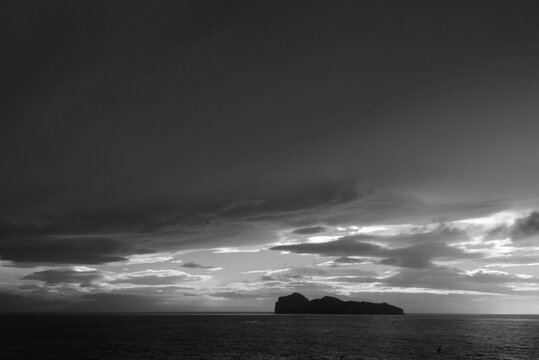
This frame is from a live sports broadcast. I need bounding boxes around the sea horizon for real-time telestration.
[2,311,539,316]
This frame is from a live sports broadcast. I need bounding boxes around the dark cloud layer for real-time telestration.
[292,226,327,235]
[510,212,539,241]
[22,268,101,287]
[334,256,368,264]
[486,211,539,246]
[0,235,151,266]
[3,1,539,311]
[271,230,475,269]
[3,1,539,268]
[181,262,218,270]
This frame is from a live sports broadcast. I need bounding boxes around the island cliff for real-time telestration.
[274,293,404,315]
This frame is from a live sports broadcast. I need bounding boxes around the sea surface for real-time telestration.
[1,314,539,359]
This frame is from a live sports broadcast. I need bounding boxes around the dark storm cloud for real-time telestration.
[485,211,539,245]
[510,211,539,240]
[22,268,101,287]
[181,262,219,270]
[321,276,380,284]
[271,230,476,269]
[3,0,539,312]
[334,256,369,264]
[0,234,151,266]
[260,275,279,281]
[292,226,327,235]
[2,0,375,263]
[0,174,370,266]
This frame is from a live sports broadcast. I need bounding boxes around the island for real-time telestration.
[274,292,404,315]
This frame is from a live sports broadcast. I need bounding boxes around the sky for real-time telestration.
[3,1,539,313]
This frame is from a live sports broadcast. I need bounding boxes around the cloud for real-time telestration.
[334,256,369,263]
[243,268,292,275]
[485,262,539,268]
[465,268,532,283]
[258,266,378,283]
[214,262,538,304]
[510,211,539,241]
[292,226,327,235]
[248,262,530,297]
[208,292,271,299]
[108,269,211,286]
[484,250,539,268]
[4,1,539,314]
[0,182,500,272]
[125,254,173,265]
[217,179,363,221]
[181,262,221,270]
[271,231,477,269]
[378,242,475,269]
[313,192,506,229]
[383,267,536,295]
[317,276,379,284]
[318,256,374,267]
[0,235,151,266]
[212,248,261,253]
[484,210,539,243]
[9,180,491,269]
[249,266,537,295]
[22,268,101,287]
[271,236,381,256]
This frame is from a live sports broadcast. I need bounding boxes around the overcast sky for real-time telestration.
[3,1,539,313]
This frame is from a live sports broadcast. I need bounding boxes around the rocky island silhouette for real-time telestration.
[275,293,404,315]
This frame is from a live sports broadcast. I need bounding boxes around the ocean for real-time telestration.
[1,314,538,359]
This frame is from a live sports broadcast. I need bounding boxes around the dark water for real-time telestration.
[1,314,539,359]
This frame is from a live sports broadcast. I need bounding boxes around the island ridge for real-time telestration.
[275,293,404,315]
